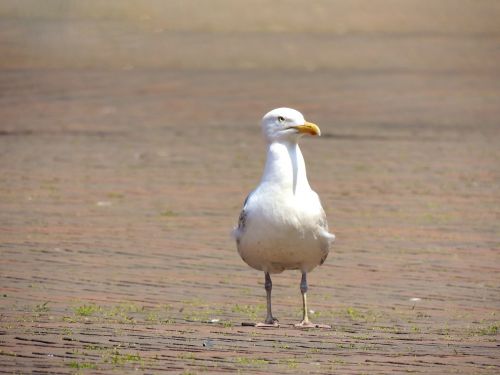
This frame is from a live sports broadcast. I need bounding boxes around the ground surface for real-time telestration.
[0,1,499,374]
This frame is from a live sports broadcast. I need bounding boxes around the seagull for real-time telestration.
[233,108,335,328]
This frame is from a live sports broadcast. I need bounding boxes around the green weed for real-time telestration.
[67,361,97,369]
[74,304,100,316]
[231,304,264,320]
[34,302,50,313]
[346,307,362,320]
[104,348,141,366]
[178,352,196,360]
[236,357,269,366]
[279,358,298,368]
[476,324,498,336]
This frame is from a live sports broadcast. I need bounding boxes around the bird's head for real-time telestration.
[261,108,321,143]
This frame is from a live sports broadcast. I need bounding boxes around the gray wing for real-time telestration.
[317,205,335,265]
[236,209,247,235]
[242,190,253,208]
[232,191,254,243]
[318,206,329,232]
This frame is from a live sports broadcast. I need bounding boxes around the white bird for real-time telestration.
[233,108,335,328]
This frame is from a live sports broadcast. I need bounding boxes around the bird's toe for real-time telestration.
[294,320,331,329]
[255,321,279,328]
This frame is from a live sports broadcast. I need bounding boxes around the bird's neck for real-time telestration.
[260,141,311,195]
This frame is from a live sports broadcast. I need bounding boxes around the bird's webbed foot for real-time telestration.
[294,319,331,329]
[256,316,279,328]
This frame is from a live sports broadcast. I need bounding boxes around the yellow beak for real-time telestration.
[294,121,321,136]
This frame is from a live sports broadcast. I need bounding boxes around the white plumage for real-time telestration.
[233,108,335,328]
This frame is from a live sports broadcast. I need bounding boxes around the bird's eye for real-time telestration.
[277,116,285,123]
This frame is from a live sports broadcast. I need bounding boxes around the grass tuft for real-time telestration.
[236,357,269,366]
[67,361,97,369]
[34,301,50,313]
[74,304,100,316]
[476,324,498,336]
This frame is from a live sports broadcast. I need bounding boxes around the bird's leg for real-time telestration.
[264,272,277,324]
[298,272,311,325]
[256,272,279,327]
[295,272,331,329]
